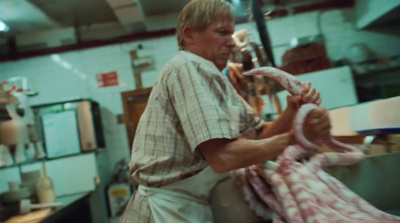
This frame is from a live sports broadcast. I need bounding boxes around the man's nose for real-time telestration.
[227,36,236,48]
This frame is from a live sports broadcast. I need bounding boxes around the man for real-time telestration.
[120,0,330,222]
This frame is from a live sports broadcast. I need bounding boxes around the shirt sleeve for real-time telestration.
[167,63,240,152]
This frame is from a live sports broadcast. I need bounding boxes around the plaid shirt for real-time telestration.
[120,51,264,223]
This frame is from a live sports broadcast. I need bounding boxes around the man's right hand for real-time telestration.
[301,107,331,145]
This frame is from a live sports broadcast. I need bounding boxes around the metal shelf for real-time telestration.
[0,150,101,170]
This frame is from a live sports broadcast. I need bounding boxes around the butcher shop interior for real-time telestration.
[0,0,400,222]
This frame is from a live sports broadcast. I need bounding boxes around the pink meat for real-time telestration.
[232,67,400,223]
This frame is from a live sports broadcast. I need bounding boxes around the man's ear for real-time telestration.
[182,26,196,46]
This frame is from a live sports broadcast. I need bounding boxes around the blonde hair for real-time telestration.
[176,0,235,50]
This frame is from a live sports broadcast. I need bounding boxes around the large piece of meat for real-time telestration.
[232,67,400,223]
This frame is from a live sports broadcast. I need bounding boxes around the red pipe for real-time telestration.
[0,28,176,62]
[261,0,354,18]
[292,0,354,14]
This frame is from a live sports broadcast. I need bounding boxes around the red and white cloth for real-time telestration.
[234,67,400,223]
[233,144,400,223]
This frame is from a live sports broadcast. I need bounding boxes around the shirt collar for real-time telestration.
[179,50,221,73]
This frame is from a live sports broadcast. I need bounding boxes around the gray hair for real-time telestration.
[176,0,235,50]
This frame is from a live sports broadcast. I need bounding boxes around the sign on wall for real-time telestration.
[96,71,119,88]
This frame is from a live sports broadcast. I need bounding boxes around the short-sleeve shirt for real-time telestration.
[120,51,264,222]
[129,51,264,188]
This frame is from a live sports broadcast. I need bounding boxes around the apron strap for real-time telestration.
[162,166,229,200]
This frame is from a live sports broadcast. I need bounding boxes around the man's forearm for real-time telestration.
[257,106,297,139]
[199,132,296,173]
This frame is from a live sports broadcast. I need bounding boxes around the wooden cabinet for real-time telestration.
[121,88,152,149]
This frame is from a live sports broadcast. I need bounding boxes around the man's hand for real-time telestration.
[301,82,321,105]
[286,82,321,112]
[302,107,331,145]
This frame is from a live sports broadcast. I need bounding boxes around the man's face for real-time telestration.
[191,19,236,71]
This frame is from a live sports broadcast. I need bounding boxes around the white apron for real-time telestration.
[138,166,228,223]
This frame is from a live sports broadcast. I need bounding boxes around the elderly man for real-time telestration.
[119,0,330,222]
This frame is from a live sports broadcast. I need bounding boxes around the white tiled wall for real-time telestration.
[0,6,399,207]
[0,36,179,180]
[0,36,178,223]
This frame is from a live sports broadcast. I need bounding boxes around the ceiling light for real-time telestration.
[232,0,240,5]
[0,20,9,32]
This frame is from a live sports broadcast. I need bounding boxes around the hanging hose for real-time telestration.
[251,0,276,67]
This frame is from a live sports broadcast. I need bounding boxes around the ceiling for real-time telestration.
[0,0,372,58]
[0,0,192,43]
[0,0,340,42]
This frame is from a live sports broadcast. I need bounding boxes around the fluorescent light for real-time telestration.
[0,20,9,32]
[232,0,240,5]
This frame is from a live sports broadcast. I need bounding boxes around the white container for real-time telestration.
[0,144,14,167]
[0,105,30,146]
[36,166,56,203]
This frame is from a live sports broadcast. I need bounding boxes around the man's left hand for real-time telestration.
[286,82,321,111]
[301,82,321,105]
